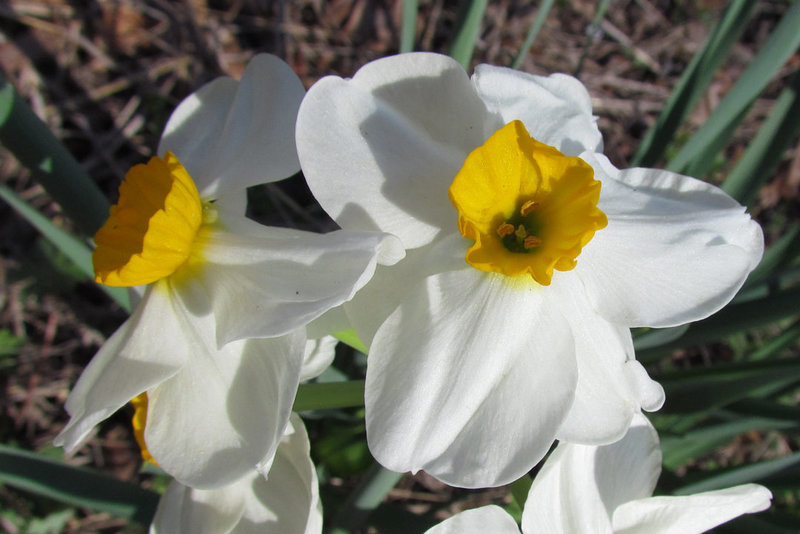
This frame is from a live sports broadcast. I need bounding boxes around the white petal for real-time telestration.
[297,52,489,249]
[150,417,322,534]
[199,225,403,345]
[304,306,351,340]
[150,477,248,534]
[577,153,764,328]
[612,484,772,534]
[426,506,520,534]
[236,414,323,534]
[472,65,603,155]
[552,276,664,444]
[158,54,305,197]
[523,414,661,534]
[344,231,469,348]
[365,269,577,488]
[300,336,338,381]
[54,284,187,451]
[521,442,614,534]
[592,413,662,515]
[144,289,306,488]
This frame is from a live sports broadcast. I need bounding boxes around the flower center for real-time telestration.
[93,152,204,287]
[131,393,158,466]
[448,120,607,286]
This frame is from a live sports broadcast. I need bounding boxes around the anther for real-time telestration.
[524,236,542,249]
[520,199,538,216]
[497,222,515,237]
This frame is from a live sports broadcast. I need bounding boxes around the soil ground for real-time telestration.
[0,1,797,532]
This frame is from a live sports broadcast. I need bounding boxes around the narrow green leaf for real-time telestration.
[573,0,612,77]
[509,473,532,511]
[0,445,158,524]
[667,0,800,175]
[715,514,800,534]
[737,269,800,307]
[632,0,756,167]
[331,463,404,533]
[633,324,689,351]
[658,358,800,414]
[680,107,747,179]
[293,380,365,412]
[333,329,368,354]
[637,286,800,363]
[400,0,418,53]
[0,184,130,311]
[356,501,437,534]
[747,319,800,362]
[729,398,800,424]
[744,226,800,290]
[449,0,488,69]
[722,72,800,205]
[510,0,555,69]
[671,451,800,495]
[0,70,109,236]
[660,417,798,470]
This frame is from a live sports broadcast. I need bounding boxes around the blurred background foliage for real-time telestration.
[0,0,798,532]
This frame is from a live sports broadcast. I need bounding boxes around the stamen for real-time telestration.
[524,236,543,249]
[520,199,538,216]
[497,222,515,237]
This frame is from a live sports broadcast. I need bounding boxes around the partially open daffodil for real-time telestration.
[150,414,322,534]
[425,415,771,534]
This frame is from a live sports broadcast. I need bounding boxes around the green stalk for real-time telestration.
[0,183,130,310]
[330,462,404,534]
[400,0,419,53]
[510,0,555,69]
[667,0,800,176]
[0,445,159,524]
[449,0,488,69]
[637,286,800,363]
[0,70,109,236]
[573,0,612,77]
[721,71,800,205]
[293,380,366,412]
[631,0,756,167]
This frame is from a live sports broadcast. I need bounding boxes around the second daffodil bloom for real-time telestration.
[54,54,401,489]
[150,414,322,534]
[425,414,772,534]
[295,53,764,487]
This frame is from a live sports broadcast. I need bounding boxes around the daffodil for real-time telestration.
[150,414,322,534]
[425,415,772,534]
[295,52,764,487]
[54,54,401,489]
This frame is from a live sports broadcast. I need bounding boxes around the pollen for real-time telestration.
[448,120,608,285]
[93,152,203,287]
[524,236,542,249]
[496,222,515,237]
[520,199,538,216]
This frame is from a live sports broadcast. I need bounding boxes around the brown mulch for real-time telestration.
[0,1,797,532]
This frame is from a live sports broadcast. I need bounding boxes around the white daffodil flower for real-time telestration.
[426,414,772,534]
[150,414,322,534]
[54,54,402,489]
[295,52,764,488]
